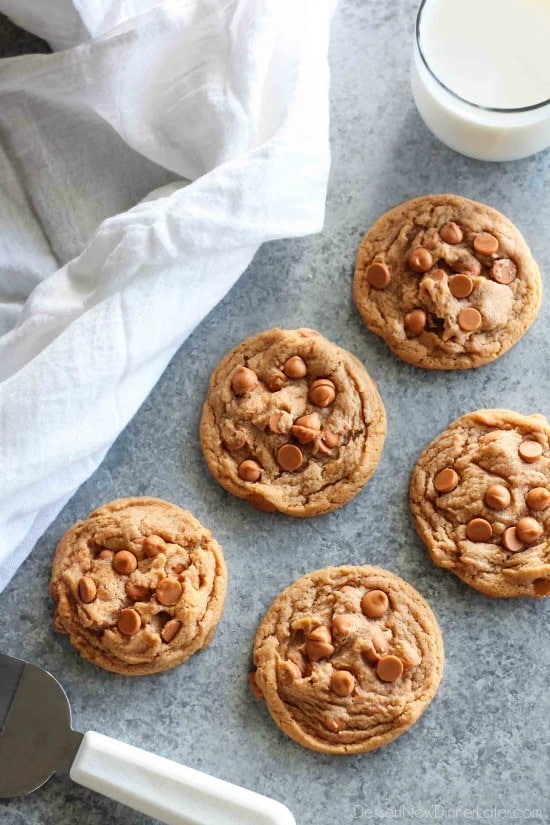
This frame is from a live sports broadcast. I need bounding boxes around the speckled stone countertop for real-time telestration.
[1,2,549,824]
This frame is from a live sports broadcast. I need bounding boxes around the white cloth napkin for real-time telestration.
[0,0,333,591]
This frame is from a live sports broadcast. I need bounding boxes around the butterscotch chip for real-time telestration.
[399,641,422,669]
[309,378,336,408]
[305,639,335,661]
[315,437,334,456]
[361,589,389,618]
[231,366,258,395]
[50,498,227,675]
[161,619,182,643]
[404,309,426,336]
[330,670,355,697]
[502,526,524,553]
[322,429,340,448]
[96,549,113,561]
[376,655,404,683]
[371,627,390,656]
[238,459,262,482]
[516,517,543,544]
[519,440,543,463]
[492,259,517,284]
[323,715,341,733]
[534,579,550,597]
[112,550,137,575]
[156,578,183,606]
[473,233,499,256]
[252,565,443,754]
[200,329,386,518]
[117,608,141,636]
[354,195,542,370]
[143,535,166,558]
[408,248,433,273]
[223,427,246,451]
[309,626,332,644]
[484,485,511,510]
[78,577,96,604]
[366,262,391,289]
[434,468,459,493]
[268,412,284,434]
[526,488,550,511]
[362,626,391,662]
[282,661,303,682]
[125,581,150,602]
[291,413,321,444]
[449,273,473,298]
[410,409,550,597]
[466,518,493,542]
[440,222,463,244]
[277,444,303,472]
[266,375,285,392]
[332,614,354,636]
[457,307,482,332]
[361,644,380,663]
[283,356,307,379]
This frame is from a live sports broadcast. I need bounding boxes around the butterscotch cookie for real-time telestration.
[353,194,542,369]
[50,497,227,675]
[410,410,550,598]
[251,566,444,754]
[200,328,386,517]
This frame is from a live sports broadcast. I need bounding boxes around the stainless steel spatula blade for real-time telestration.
[0,653,82,798]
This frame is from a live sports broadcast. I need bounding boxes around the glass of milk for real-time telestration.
[411,0,550,161]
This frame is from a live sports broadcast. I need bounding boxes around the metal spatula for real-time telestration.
[0,653,295,825]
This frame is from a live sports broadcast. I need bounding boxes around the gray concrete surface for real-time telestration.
[1,2,549,824]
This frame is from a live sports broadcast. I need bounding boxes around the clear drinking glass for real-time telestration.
[410,0,550,162]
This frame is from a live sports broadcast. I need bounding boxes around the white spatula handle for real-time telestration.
[70,731,295,825]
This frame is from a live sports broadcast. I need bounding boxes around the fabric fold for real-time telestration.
[0,0,333,591]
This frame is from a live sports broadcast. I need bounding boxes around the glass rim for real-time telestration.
[416,0,550,114]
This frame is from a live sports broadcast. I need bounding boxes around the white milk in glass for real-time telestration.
[411,0,550,161]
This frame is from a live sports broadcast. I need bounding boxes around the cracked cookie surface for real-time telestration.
[50,497,227,675]
[200,328,386,517]
[251,565,443,754]
[410,410,550,598]
[353,194,542,369]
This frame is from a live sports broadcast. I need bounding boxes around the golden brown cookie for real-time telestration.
[200,328,386,517]
[251,565,444,754]
[50,497,227,675]
[410,409,550,598]
[353,194,542,369]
